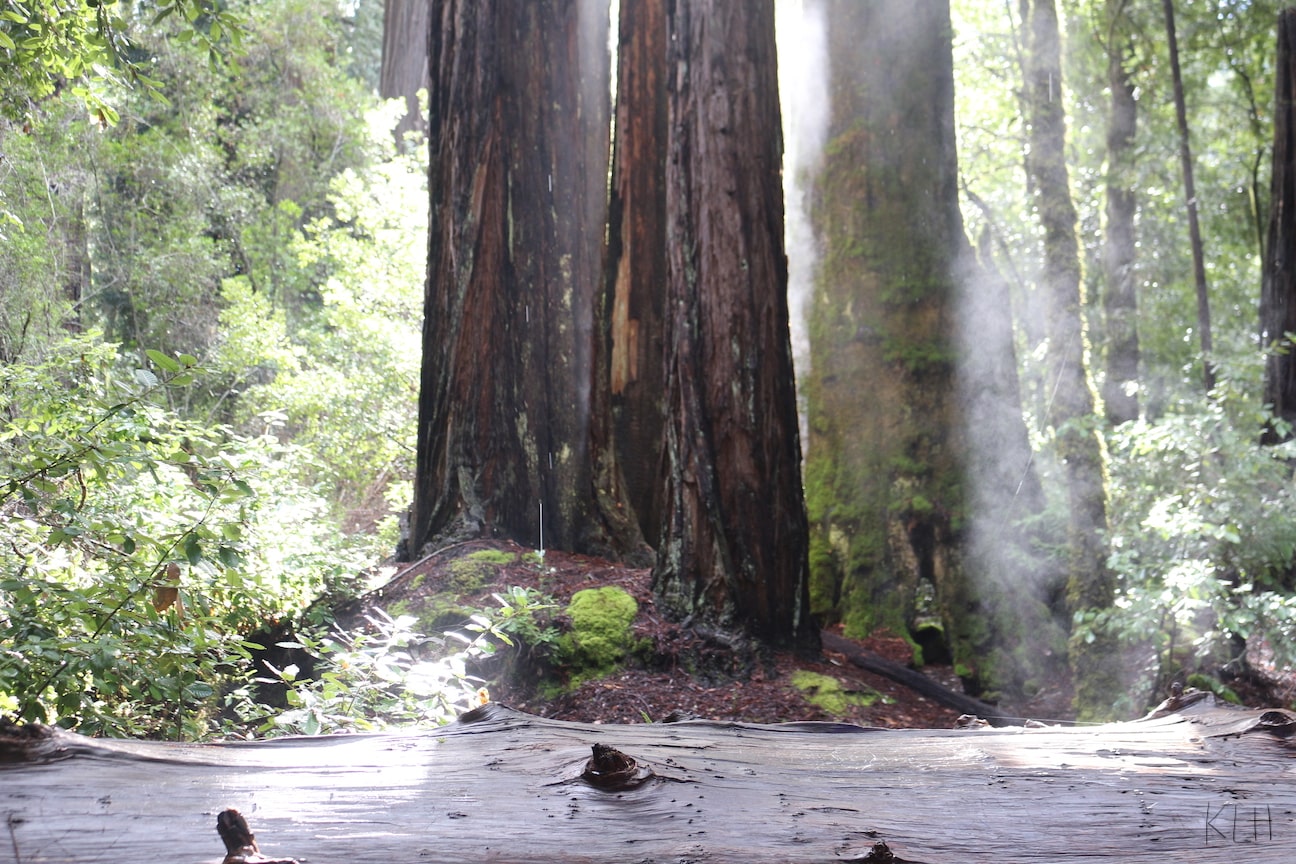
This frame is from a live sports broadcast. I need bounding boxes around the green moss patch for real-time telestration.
[558,586,639,684]
[790,670,886,717]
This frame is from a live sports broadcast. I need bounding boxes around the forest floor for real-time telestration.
[338,539,1284,729]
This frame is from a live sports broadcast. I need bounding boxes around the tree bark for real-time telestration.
[379,0,431,146]
[653,0,815,651]
[802,0,1025,694]
[1162,0,1215,394]
[605,0,669,544]
[408,0,644,562]
[4,701,1296,863]
[1101,0,1141,425]
[1021,0,1122,721]
[1262,9,1296,442]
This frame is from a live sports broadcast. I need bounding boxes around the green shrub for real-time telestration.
[0,337,373,738]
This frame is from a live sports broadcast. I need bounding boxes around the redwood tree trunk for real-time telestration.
[379,0,431,145]
[408,0,643,561]
[605,0,669,544]
[1101,0,1141,425]
[1262,9,1296,442]
[1022,0,1121,721]
[653,0,815,650]
[802,0,977,686]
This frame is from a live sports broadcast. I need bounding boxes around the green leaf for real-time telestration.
[133,369,158,388]
[217,545,241,569]
[145,350,181,373]
[183,533,202,565]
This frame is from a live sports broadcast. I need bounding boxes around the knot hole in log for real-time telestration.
[581,742,654,790]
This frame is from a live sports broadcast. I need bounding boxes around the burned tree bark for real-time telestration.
[3,701,1295,863]
[1262,9,1296,441]
[407,1,644,562]
[606,0,669,544]
[653,0,815,651]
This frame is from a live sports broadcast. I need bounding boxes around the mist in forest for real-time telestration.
[774,0,1065,693]
[776,0,828,377]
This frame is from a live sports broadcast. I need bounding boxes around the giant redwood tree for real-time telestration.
[799,0,1047,697]
[605,0,669,545]
[652,0,816,650]
[407,0,643,561]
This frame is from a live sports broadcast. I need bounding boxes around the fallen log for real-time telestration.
[820,631,1008,723]
[2,699,1294,863]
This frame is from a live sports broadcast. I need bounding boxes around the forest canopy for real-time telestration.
[2,0,1295,739]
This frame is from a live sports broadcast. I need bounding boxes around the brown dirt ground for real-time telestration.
[337,539,1283,729]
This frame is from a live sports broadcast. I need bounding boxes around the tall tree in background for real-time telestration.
[1161,0,1215,394]
[605,0,668,544]
[802,0,1056,697]
[379,0,430,145]
[1021,0,1121,720]
[408,0,644,561]
[653,0,815,650]
[1262,8,1296,442]
[1100,0,1141,425]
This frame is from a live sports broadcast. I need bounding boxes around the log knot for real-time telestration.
[216,808,299,864]
[582,742,654,790]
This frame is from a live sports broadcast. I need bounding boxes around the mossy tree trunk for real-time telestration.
[1101,0,1141,426]
[1022,0,1122,721]
[408,0,644,562]
[653,0,816,651]
[802,0,1002,692]
[605,0,669,545]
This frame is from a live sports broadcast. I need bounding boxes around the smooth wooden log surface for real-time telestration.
[2,700,1295,863]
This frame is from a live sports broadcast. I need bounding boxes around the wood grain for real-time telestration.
[2,701,1294,862]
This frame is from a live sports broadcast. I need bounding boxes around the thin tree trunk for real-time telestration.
[1162,0,1215,393]
[60,188,89,334]
[1022,0,1121,721]
[1262,9,1296,442]
[605,0,668,544]
[1101,0,1140,425]
[408,0,644,562]
[654,0,815,651]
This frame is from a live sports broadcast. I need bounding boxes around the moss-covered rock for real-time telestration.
[790,670,886,717]
[558,586,639,684]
